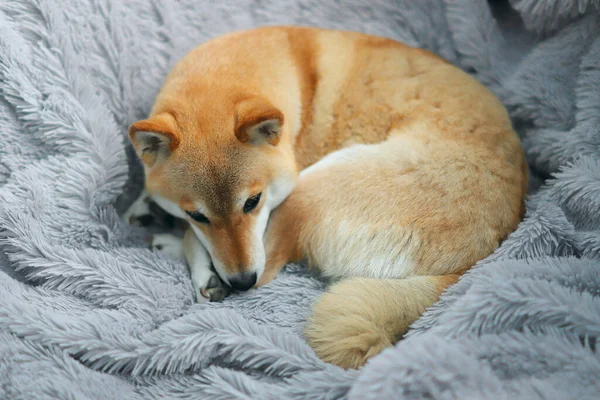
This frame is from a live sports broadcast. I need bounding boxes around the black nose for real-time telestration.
[228,271,257,291]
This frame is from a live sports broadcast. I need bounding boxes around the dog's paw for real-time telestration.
[123,192,155,227]
[190,258,231,303]
[196,273,231,303]
[183,231,231,303]
[151,233,184,260]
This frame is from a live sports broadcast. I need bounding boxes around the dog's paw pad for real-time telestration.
[198,274,231,302]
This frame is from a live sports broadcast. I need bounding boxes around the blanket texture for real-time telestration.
[1,0,600,398]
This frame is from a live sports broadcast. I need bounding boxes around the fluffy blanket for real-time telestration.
[1,0,599,398]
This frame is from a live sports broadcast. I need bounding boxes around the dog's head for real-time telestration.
[129,95,297,290]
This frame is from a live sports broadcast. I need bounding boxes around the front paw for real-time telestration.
[123,192,155,227]
[151,233,184,260]
[197,272,231,303]
[185,230,231,303]
[190,260,231,303]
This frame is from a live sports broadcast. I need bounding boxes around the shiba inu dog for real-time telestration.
[124,26,527,369]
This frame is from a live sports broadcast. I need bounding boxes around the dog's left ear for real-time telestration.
[129,112,180,167]
[235,98,284,146]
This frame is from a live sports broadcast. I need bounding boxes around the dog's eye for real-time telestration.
[186,210,210,224]
[243,193,262,214]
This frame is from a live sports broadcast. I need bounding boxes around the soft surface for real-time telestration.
[1,0,600,398]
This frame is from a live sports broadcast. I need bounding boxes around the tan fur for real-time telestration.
[128,26,528,369]
[305,274,460,369]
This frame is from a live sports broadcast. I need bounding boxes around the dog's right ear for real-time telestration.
[129,113,180,167]
[235,97,284,146]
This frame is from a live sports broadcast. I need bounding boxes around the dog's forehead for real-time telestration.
[181,143,261,214]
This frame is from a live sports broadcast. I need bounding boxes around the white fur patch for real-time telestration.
[311,220,415,280]
[248,205,269,281]
[151,194,187,219]
[250,175,297,280]
[299,144,371,178]
[185,237,214,303]
[122,190,151,222]
[152,233,185,260]
[266,175,296,209]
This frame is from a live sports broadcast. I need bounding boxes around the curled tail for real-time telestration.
[305,274,460,369]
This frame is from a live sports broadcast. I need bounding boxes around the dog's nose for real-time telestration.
[228,271,257,291]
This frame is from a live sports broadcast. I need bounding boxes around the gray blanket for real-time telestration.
[1,0,599,398]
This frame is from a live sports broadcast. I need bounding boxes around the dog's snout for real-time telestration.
[228,271,257,291]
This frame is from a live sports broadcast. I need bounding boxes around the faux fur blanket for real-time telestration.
[1,0,599,398]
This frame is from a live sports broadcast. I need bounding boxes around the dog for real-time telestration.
[123,26,528,369]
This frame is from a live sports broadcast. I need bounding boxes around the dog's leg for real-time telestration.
[183,228,231,302]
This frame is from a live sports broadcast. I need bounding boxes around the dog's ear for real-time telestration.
[129,113,180,167]
[235,98,284,146]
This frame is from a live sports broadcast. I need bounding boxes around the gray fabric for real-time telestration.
[1,0,599,398]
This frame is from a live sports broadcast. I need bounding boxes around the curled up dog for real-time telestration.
[124,26,528,369]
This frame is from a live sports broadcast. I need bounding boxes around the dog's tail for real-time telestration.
[305,274,460,369]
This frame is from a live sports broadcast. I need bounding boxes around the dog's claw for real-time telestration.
[199,288,210,300]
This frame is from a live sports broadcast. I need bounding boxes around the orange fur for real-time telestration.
[128,26,528,369]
